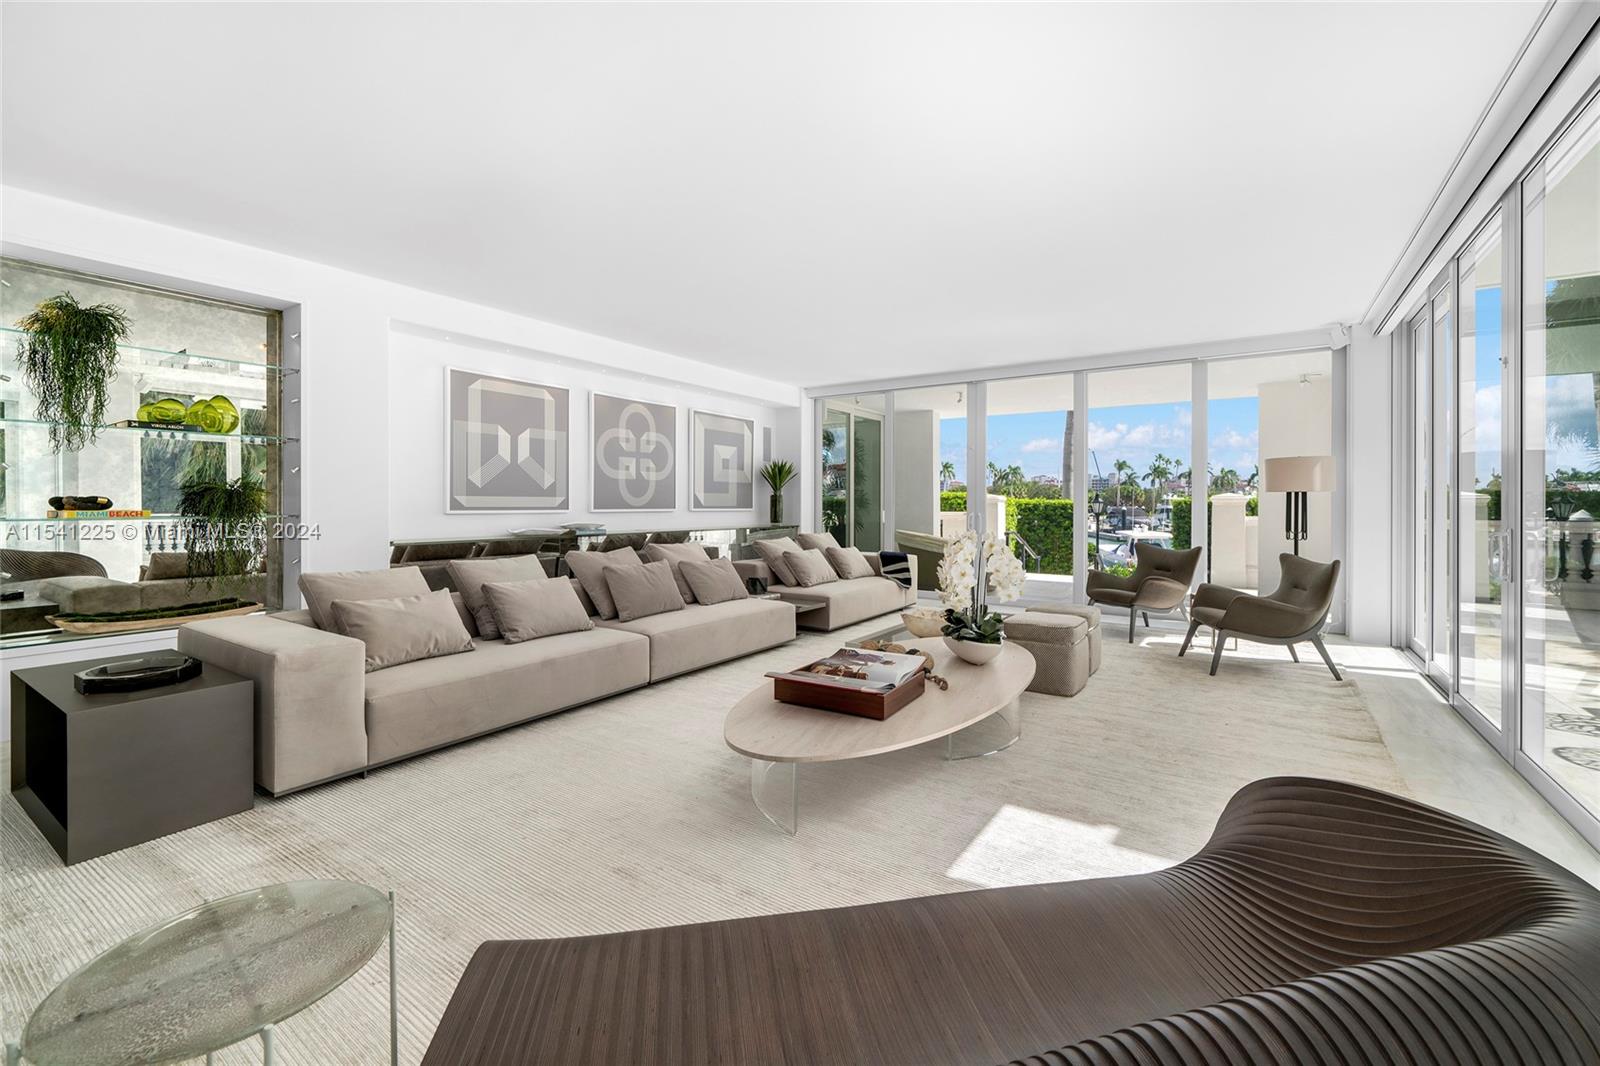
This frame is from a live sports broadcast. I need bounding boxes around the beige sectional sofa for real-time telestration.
[734,546,917,631]
[178,560,796,796]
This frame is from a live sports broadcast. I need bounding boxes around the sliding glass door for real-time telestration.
[1522,100,1600,824]
[1457,216,1506,730]
[820,400,883,550]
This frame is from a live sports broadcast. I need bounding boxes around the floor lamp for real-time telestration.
[1262,455,1336,556]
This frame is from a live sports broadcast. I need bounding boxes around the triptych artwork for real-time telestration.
[445,367,755,514]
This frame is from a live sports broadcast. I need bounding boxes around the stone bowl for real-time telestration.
[901,609,945,638]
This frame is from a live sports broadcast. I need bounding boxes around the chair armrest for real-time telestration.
[1085,569,1137,597]
[1192,582,1246,613]
[178,615,367,795]
[1134,574,1191,610]
[1221,596,1323,640]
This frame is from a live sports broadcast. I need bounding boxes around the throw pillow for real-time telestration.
[679,557,749,605]
[785,548,839,587]
[646,530,691,544]
[300,566,430,632]
[143,551,198,580]
[797,531,841,552]
[604,560,688,622]
[330,589,476,672]
[641,541,714,602]
[450,591,479,636]
[752,536,804,587]
[482,578,593,644]
[446,555,549,639]
[877,550,914,589]
[562,546,643,620]
[568,576,599,616]
[824,545,874,580]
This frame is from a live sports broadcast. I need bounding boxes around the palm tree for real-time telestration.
[1215,467,1240,493]
[1144,453,1174,511]
[940,460,956,489]
[987,461,1026,497]
[1112,459,1135,506]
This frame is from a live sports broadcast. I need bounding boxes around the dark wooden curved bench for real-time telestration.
[423,778,1600,1065]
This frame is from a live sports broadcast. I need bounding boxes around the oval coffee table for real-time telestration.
[725,641,1035,834]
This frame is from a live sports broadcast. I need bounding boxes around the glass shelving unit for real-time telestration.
[0,417,295,445]
[1,256,291,642]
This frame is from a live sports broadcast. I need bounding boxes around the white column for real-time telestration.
[1072,371,1089,602]
[966,381,986,539]
[1191,360,1208,585]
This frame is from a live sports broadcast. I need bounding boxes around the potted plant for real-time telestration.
[178,470,269,584]
[760,459,796,524]
[937,529,1025,664]
[14,293,132,451]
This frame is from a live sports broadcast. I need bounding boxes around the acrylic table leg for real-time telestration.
[6,1042,19,1066]
[389,890,399,1066]
[750,759,798,835]
[946,699,1022,760]
[261,1024,275,1066]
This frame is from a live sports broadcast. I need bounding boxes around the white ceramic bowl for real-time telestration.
[901,610,945,638]
[944,635,1004,665]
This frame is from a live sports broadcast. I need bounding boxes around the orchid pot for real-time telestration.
[936,529,1025,666]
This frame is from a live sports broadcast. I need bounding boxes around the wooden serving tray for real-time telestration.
[771,670,926,720]
[47,602,262,634]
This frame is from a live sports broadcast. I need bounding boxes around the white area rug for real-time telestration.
[2,622,1405,1064]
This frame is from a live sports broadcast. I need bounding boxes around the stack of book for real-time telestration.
[766,647,927,720]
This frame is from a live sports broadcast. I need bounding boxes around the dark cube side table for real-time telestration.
[10,656,254,865]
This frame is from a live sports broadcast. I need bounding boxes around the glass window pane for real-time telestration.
[1431,282,1454,683]
[1086,366,1191,576]
[984,375,1075,591]
[1458,217,1505,727]
[1522,104,1600,818]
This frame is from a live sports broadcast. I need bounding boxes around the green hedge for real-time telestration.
[934,491,1073,574]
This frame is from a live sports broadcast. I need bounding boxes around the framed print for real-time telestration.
[690,409,755,510]
[445,367,569,512]
[590,392,677,511]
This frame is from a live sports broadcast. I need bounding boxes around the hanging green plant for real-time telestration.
[178,470,269,582]
[15,292,132,451]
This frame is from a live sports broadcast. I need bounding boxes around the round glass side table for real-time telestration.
[9,880,397,1066]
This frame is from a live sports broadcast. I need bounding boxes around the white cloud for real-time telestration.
[1211,427,1258,450]
[1019,437,1057,454]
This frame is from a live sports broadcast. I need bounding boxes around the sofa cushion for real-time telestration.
[824,545,873,580]
[752,536,803,587]
[598,599,795,681]
[363,627,650,764]
[598,532,649,553]
[605,560,687,622]
[563,546,642,620]
[144,551,199,580]
[446,555,550,639]
[679,557,748,605]
[400,541,477,563]
[37,575,138,615]
[797,532,841,551]
[775,575,910,631]
[784,548,838,587]
[568,576,599,617]
[300,566,430,631]
[331,589,476,673]
[641,541,713,602]
[483,578,593,643]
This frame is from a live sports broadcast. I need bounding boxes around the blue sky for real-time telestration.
[940,396,1262,487]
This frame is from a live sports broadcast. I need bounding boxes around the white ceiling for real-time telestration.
[0,3,1543,388]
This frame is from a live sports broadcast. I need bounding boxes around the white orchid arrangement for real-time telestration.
[937,530,1025,644]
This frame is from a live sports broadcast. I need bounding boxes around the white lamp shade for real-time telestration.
[1263,455,1336,492]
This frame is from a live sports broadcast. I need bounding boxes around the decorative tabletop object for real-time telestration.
[11,880,398,1066]
[759,459,796,524]
[937,528,1024,665]
[73,653,202,694]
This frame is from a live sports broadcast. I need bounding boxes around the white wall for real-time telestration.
[1,186,803,581]
[892,408,939,538]
[388,328,782,537]
[1345,324,1394,644]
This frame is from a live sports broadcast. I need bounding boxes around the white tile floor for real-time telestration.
[943,589,1600,885]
